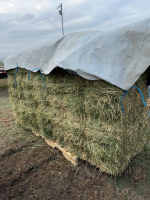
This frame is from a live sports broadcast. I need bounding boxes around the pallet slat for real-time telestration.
[45,139,78,165]
[33,131,78,166]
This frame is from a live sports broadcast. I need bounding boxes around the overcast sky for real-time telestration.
[0,0,150,60]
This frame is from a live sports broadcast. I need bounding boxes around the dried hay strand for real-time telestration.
[7,67,149,175]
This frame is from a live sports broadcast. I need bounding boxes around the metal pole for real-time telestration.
[57,3,64,36]
[61,9,64,36]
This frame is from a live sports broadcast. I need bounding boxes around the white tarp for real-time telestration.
[4,17,150,90]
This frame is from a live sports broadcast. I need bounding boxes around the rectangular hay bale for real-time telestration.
[7,67,149,175]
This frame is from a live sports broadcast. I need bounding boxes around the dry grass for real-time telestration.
[0,78,7,87]
[7,67,149,175]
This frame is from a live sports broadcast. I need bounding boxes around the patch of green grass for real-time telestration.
[0,93,11,110]
[0,169,7,175]
[0,86,8,91]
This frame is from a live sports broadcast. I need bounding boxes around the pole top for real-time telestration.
[57,3,62,9]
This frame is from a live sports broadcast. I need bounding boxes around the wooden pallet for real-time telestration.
[45,139,78,165]
[33,131,78,166]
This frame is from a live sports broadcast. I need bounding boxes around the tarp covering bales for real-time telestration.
[4,17,150,90]
[5,17,149,175]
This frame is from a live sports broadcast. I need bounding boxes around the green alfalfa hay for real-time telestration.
[7,67,148,175]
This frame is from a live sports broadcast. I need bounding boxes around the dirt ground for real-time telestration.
[0,84,150,200]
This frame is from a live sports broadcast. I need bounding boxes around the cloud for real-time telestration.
[20,13,35,21]
[1,0,150,59]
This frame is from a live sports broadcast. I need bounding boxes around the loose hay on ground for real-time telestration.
[7,67,148,175]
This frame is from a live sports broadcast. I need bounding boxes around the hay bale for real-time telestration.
[7,67,148,175]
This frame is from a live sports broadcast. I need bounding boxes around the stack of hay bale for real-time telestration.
[7,67,148,175]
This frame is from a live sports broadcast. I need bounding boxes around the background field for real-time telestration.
[0,78,7,85]
[0,61,4,66]
[0,78,150,200]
